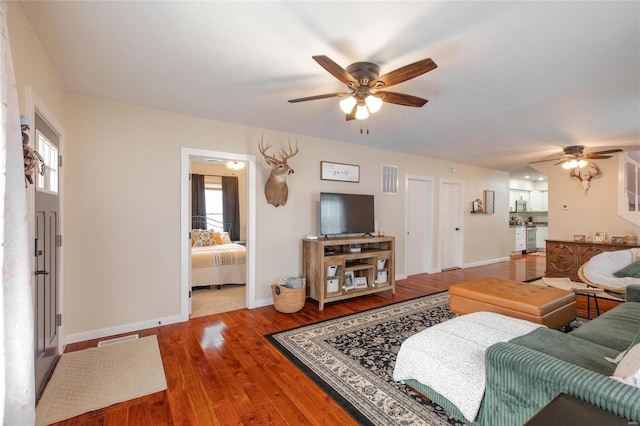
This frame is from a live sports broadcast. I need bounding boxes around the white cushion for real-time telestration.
[583,248,640,289]
[612,343,640,388]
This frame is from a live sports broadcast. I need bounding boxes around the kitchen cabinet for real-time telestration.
[510,226,526,255]
[509,190,548,212]
[510,190,530,212]
[536,227,548,250]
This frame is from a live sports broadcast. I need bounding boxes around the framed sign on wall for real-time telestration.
[321,161,359,182]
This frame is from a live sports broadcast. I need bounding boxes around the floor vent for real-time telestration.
[381,164,398,194]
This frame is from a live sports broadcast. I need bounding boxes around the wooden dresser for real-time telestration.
[545,239,640,280]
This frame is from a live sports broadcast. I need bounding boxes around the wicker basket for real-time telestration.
[271,283,306,313]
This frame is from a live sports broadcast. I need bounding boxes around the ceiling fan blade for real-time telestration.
[346,104,357,121]
[312,55,357,86]
[370,58,437,89]
[528,157,565,164]
[584,155,612,160]
[377,91,428,107]
[288,92,347,103]
[586,149,623,156]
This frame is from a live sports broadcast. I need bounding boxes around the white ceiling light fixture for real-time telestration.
[339,94,382,119]
[226,161,245,170]
[561,159,588,169]
[339,96,356,114]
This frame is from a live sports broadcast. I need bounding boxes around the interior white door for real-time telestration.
[33,112,60,394]
[440,181,462,270]
[406,178,432,275]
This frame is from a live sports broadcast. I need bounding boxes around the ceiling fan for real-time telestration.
[530,145,623,169]
[288,55,437,121]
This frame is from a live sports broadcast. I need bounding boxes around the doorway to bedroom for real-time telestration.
[186,152,253,318]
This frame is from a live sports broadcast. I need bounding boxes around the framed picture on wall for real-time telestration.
[484,190,495,214]
[574,234,586,242]
[321,161,360,182]
[592,231,606,242]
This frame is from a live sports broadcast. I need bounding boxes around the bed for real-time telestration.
[191,229,246,288]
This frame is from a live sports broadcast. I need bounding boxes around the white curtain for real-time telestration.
[0,1,36,424]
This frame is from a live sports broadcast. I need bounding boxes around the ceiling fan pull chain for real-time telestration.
[359,120,371,135]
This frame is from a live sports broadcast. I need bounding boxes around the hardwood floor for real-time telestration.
[50,255,619,425]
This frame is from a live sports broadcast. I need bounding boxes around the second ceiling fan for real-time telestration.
[288,55,437,120]
[530,145,623,169]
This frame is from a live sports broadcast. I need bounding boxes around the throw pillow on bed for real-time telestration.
[214,231,232,245]
[192,230,216,247]
[613,261,640,278]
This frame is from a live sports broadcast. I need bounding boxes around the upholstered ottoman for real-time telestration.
[449,277,576,329]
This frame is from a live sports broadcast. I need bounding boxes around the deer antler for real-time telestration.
[569,163,601,193]
[279,138,299,161]
[584,163,600,180]
[258,135,279,165]
[569,168,581,180]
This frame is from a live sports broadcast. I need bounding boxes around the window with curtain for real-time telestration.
[191,173,240,240]
[204,176,223,230]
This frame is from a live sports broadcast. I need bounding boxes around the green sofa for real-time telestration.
[405,284,640,425]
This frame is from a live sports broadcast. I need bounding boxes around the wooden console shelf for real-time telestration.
[303,236,395,310]
[546,239,640,280]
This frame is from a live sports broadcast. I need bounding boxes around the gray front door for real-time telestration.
[33,112,60,394]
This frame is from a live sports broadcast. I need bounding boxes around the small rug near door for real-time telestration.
[36,335,167,425]
[266,292,465,426]
[191,284,245,317]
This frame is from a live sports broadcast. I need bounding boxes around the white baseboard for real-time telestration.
[463,256,510,269]
[252,297,274,309]
[64,314,182,345]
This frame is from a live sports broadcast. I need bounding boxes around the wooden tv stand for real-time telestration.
[302,236,395,310]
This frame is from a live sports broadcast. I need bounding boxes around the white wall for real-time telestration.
[532,159,640,241]
[10,3,512,342]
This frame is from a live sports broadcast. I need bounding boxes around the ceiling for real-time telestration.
[17,1,640,180]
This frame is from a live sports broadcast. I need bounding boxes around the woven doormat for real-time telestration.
[36,335,167,425]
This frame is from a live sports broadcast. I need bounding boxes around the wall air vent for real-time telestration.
[381,164,398,194]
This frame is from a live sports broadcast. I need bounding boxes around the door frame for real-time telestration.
[26,87,65,355]
[438,179,464,271]
[404,174,434,275]
[180,147,256,321]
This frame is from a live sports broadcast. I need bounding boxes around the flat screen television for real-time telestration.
[320,192,375,236]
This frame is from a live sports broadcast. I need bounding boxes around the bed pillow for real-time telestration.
[192,230,216,247]
[214,231,233,245]
[613,261,640,278]
[612,343,640,388]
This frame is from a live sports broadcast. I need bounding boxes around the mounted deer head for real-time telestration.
[570,163,601,193]
[258,135,299,207]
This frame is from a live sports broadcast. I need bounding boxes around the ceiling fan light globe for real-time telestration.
[339,96,357,114]
[562,159,578,169]
[226,161,244,170]
[355,105,370,120]
[577,159,588,168]
[365,95,383,113]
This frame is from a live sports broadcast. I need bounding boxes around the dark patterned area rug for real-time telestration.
[266,292,466,426]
